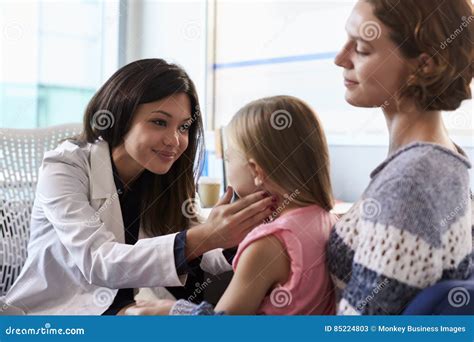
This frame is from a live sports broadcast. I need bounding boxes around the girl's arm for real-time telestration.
[124,235,291,316]
[214,235,290,315]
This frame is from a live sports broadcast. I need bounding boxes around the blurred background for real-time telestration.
[1,0,473,202]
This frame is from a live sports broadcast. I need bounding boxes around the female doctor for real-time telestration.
[2,58,275,315]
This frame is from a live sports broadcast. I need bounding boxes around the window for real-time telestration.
[0,0,119,128]
[211,0,473,146]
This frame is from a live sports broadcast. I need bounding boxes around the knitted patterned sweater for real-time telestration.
[326,142,473,315]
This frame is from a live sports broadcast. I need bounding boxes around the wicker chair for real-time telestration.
[0,123,82,296]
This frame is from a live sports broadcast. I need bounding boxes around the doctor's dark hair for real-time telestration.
[78,58,205,237]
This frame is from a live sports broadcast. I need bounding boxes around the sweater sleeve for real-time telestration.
[170,299,224,315]
[338,176,443,315]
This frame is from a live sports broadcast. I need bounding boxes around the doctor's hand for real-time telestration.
[185,186,275,259]
[122,299,176,316]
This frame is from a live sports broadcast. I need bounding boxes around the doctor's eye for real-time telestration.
[152,119,167,127]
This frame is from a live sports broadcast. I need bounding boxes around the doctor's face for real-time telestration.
[122,93,192,175]
[334,0,412,108]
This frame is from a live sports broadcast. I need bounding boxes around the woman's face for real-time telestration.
[122,93,193,175]
[335,0,413,108]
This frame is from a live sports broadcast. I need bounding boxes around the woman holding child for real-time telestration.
[136,0,472,315]
[125,0,472,316]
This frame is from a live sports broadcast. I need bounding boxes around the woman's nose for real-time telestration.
[334,43,353,69]
[163,130,179,147]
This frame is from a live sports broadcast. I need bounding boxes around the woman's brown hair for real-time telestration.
[76,58,204,237]
[226,95,334,211]
[366,0,473,111]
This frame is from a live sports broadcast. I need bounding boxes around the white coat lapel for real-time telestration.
[89,140,125,243]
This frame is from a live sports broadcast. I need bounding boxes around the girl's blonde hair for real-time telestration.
[227,95,334,211]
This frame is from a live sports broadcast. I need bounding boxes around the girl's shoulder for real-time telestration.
[231,222,292,278]
[233,205,335,270]
[235,221,292,257]
[243,204,333,241]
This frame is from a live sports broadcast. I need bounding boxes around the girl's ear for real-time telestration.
[247,158,265,187]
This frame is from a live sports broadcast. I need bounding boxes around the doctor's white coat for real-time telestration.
[2,139,231,315]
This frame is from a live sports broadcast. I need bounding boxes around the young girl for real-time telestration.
[126,95,338,315]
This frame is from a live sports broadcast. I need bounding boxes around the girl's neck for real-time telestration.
[111,145,145,185]
[382,102,456,155]
[268,193,304,220]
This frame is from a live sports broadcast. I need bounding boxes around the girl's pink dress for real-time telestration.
[232,204,338,315]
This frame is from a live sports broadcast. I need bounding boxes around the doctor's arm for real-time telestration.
[38,154,273,289]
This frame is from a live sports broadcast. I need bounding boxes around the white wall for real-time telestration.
[124,0,209,123]
[123,0,474,201]
[329,145,474,202]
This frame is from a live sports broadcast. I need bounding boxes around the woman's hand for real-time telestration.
[122,299,176,316]
[186,186,275,259]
